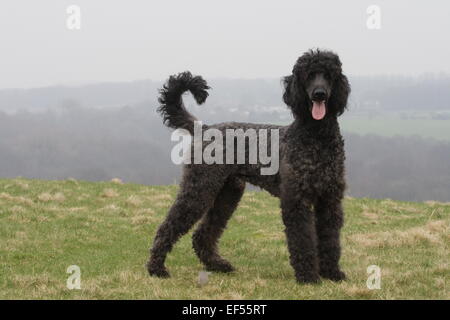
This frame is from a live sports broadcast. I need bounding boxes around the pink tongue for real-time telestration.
[312,101,326,120]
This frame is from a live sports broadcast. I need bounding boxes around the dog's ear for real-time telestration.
[282,75,295,108]
[283,74,307,109]
[283,74,309,119]
[329,73,350,116]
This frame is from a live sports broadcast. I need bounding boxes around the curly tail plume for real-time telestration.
[157,71,209,134]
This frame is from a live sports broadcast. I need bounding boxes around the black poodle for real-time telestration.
[147,49,350,284]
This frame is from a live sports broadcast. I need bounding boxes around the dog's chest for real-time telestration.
[283,139,344,191]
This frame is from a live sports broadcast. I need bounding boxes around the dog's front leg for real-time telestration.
[280,193,320,284]
[315,195,346,281]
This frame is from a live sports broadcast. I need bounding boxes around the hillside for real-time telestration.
[0,178,448,299]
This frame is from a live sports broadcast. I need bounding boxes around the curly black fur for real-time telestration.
[147,49,350,284]
[157,71,209,134]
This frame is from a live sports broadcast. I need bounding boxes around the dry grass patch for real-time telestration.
[350,219,448,248]
[148,193,173,203]
[362,211,379,220]
[0,193,34,206]
[10,205,25,214]
[234,215,247,223]
[343,284,374,298]
[101,189,119,198]
[131,215,157,225]
[111,178,124,185]
[38,192,65,202]
[126,195,143,207]
[67,207,86,212]
[98,204,121,212]
[425,200,450,207]
[15,181,30,190]
[135,208,155,215]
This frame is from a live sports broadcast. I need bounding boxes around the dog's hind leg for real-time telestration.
[147,167,227,278]
[192,177,245,273]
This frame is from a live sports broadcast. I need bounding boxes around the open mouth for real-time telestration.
[311,100,326,120]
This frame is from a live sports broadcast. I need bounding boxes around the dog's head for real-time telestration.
[283,49,350,122]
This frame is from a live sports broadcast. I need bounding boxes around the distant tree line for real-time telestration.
[1,74,450,114]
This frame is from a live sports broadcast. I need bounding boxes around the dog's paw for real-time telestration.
[320,269,346,282]
[295,272,321,284]
[149,268,170,278]
[206,259,235,273]
[147,263,170,278]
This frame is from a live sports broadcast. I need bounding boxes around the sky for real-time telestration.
[0,0,449,88]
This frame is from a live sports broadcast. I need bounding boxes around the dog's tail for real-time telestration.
[157,71,209,135]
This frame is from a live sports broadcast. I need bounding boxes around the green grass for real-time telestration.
[0,178,448,299]
[340,116,450,141]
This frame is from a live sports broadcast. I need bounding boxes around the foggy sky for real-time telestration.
[1,0,449,88]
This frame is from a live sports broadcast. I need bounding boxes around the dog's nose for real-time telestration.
[312,88,326,101]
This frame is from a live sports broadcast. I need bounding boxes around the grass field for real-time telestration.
[0,178,448,299]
